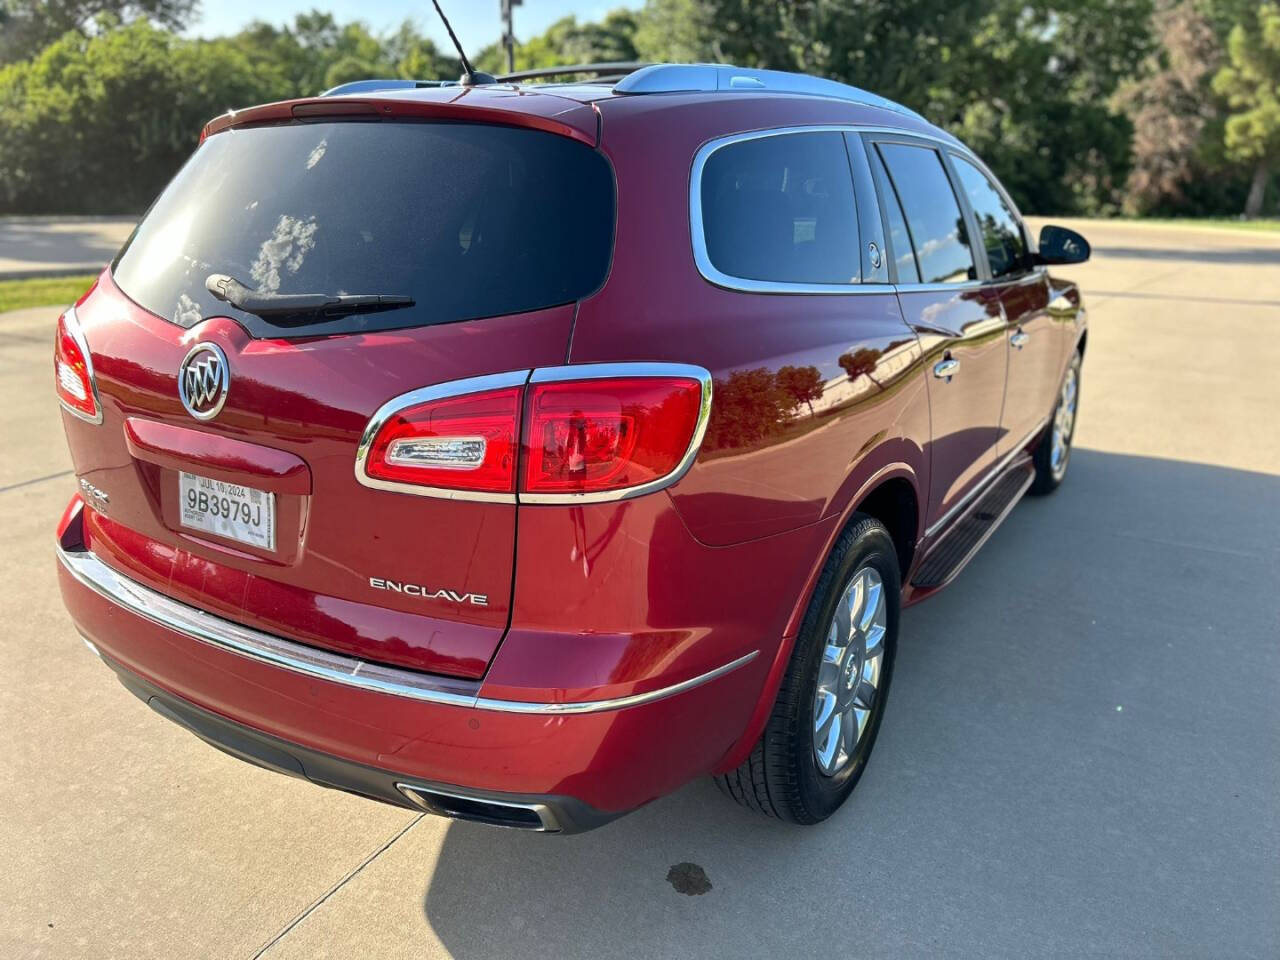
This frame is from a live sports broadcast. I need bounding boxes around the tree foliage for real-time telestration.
[1212,2,1280,215]
[0,18,272,212]
[0,0,194,64]
[0,0,1273,216]
[1114,1,1222,214]
[474,11,640,74]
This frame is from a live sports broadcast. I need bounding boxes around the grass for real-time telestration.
[1136,218,1280,233]
[0,274,97,313]
[1111,217,1280,235]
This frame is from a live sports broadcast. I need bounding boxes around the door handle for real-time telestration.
[933,357,960,381]
[1010,329,1029,350]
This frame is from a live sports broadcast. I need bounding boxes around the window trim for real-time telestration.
[688,124,1020,296]
[860,131,988,288]
[689,126,889,295]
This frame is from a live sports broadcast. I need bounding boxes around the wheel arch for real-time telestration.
[713,458,922,775]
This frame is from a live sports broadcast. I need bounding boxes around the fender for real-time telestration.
[713,456,924,775]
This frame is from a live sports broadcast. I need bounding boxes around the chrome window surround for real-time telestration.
[57,306,104,425]
[690,125,998,297]
[354,362,714,506]
[59,540,757,713]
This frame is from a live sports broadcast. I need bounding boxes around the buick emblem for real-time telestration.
[178,342,229,421]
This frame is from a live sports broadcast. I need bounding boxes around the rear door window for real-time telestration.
[869,149,921,283]
[698,131,859,286]
[875,143,976,284]
[112,121,616,338]
[952,155,1028,279]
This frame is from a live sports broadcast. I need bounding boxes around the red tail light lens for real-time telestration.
[54,308,101,423]
[361,386,521,494]
[522,377,704,497]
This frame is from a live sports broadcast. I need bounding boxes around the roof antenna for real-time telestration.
[430,0,496,86]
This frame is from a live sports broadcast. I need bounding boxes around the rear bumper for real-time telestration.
[95,651,612,832]
[56,505,772,825]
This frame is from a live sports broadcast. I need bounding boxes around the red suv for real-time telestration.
[54,64,1089,832]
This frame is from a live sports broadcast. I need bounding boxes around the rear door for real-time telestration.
[864,134,1008,527]
[948,152,1060,454]
[62,118,615,679]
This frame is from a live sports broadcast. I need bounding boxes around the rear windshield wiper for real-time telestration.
[205,274,414,320]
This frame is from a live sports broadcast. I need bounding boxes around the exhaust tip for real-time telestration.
[396,783,559,832]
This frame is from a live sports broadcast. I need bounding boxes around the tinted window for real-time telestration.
[953,156,1027,279]
[871,150,920,283]
[112,121,615,337]
[876,143,975,284]
[700,132,858,285]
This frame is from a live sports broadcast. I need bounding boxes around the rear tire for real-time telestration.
[1030,351,1081,496]
[715,515,899,824]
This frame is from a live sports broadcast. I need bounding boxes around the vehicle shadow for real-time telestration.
[1093,244,1280,265]
[418,448,1280,959]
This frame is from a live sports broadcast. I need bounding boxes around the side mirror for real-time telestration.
[1036,224,1091,265]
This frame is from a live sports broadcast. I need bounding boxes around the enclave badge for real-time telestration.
[369,576,488,607]
[178,342,229,421]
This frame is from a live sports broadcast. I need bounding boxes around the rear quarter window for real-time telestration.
[111,121,616,338]
[697,131,859,287]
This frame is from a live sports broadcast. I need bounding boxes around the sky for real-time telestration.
[188,1,639,50]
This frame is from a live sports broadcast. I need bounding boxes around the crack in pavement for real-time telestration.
[252,814,425,958]
[0,469,73,494]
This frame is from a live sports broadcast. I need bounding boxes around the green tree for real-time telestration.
[475,11,640,75]
[0,0,194,64]
[1212,2,1280,216]
[0,18,275,212]
[634,0,1153,215]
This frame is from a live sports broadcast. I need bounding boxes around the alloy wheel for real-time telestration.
[1050,364,1078,481]
[812,565,887,776]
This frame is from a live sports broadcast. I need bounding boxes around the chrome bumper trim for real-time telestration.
[56,544,757,714]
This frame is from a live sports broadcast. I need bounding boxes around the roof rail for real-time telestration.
[498,62,653,84]
[613,64,927,121]
[320,78,457,97]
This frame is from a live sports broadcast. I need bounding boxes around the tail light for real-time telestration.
[356,374,525,499]
[356,365,711,503]
[55,307,102,424]
[521,373,705,499]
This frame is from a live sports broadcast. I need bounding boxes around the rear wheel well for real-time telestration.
[852,478,917,580]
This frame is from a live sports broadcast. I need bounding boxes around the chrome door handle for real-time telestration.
[1010,330,1029,349]
[933,357,960,381]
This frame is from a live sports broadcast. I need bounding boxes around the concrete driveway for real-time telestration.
[2,221,1277,958]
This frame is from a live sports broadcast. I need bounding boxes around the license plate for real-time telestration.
[179,472,275,551]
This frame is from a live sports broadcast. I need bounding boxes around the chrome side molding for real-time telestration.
[58,544,756,714]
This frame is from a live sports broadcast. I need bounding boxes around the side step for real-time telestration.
[911,461,1035,589]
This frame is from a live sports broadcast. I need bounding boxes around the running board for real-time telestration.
[911,461,1035,589]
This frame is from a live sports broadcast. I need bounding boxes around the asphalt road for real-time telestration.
[0,217,136,279]
[3,221,1278,958]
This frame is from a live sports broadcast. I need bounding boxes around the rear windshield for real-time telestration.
[112,120,615,337]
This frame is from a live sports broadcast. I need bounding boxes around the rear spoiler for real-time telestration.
[199,87,599,147]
